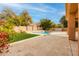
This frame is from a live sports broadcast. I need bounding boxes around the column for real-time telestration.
[68,13,75,41]
[78,3,79,55]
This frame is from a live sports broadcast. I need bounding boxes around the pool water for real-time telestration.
[32,31,49,35]
[41,32,49,35]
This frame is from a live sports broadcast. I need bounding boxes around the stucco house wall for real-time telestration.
[13,24,42,33]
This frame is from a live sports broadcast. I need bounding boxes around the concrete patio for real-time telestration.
[0,32,78,56]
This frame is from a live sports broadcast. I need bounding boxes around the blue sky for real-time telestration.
[0,3,65,24]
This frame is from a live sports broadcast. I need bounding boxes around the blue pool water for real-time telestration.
[41,32,49,35]
[33,31,49,35]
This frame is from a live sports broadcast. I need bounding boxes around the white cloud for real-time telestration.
[0,3,65,18]
[57,10,65,16]
[36,4,57,13]
[0,3,57,13]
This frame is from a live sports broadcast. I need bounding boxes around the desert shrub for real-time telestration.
[0,32,9,53]
[0,25,15,35]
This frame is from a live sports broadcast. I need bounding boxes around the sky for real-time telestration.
[0,3,65,24]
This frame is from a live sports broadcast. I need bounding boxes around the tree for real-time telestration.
[0,8,17,25]
[40,18,53,31]
[60,16,67,28]
[56,24,63,28]
[1,8,16,19]
[0,8,33,34]
[0,9,32,26]
[60,16,78,28]
[19,10,32,26]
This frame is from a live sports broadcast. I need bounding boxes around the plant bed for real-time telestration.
[8,32,39,43]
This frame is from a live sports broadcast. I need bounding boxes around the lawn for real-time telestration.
[8,32,39,43]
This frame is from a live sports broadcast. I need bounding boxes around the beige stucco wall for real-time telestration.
[13,26,27,33]
[13,25,42,33]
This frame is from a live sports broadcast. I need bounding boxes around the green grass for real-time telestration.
[8,32,39,43]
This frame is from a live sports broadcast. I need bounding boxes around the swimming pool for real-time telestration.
[40,32,49,35]
[32,31,49,35]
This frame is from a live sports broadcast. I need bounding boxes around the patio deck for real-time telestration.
[0,32,78,56]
